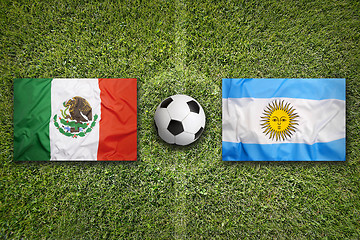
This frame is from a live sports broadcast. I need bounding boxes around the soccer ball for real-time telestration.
[154,94,206,146]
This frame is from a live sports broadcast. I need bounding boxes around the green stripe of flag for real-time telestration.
[14,78,52,161]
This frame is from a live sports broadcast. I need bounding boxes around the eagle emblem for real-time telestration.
[53,96,98,138]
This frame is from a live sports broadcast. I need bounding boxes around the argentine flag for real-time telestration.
[222,78,346,161]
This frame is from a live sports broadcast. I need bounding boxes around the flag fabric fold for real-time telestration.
[222,78,346,161]
[14,78,137,161]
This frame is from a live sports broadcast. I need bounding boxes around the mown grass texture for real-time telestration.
[1,0,360,239]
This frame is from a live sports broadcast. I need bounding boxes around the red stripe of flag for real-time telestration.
[97,78,137,161]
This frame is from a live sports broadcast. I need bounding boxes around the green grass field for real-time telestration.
[1,0,360,238]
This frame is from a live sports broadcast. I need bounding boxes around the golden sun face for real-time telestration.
[261,100,299,141]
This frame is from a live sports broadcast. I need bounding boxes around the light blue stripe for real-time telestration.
[222,78,346,100]
[222,138,346,161]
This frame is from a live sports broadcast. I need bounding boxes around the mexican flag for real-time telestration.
[14,78,137,161]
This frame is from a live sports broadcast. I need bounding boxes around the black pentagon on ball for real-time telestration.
[187,100,200,114]
[167,120,184,136]
[195,127,204,140]
[160,97,173,108]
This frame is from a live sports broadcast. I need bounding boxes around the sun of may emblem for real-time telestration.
[53,96,98,138]
[260,100,299,141]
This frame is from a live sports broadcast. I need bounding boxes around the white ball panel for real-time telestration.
[182,112,203,134]
[175,131,195,146]
[199,107,206,127]
[167,99,190,121]
[171,94,194,102]
[154,107,171,129]
[158,128,175,144]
